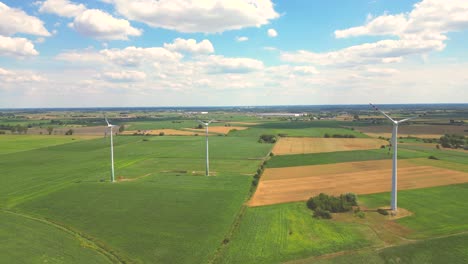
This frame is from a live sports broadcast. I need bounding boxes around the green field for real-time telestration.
[0,135,93,155]
[1,134,272,263]
[360,184,468,238]
[229,121,368,138]
[266,148,427,168]
[0,211,112,263]
[1,110,467,263]
[310,233,468,264]
[216,203,376,264]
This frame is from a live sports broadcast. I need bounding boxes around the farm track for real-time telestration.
[208,152,272,264]
[1,210,127,264]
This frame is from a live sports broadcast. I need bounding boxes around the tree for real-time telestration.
[47,126,54,135]
[65,129,74,135]
[119,125,125,133]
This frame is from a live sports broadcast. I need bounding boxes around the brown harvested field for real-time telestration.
[183,126,248,134]
[250,159,468,206]
[122,129,197,136]
[272,137,388,155]
[355,124,468,137]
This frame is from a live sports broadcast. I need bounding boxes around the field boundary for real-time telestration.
[208,151,272,264]
[2,210,127,264]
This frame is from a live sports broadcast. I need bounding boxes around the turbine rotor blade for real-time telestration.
[370,103,395,123]
[397,113,426,124]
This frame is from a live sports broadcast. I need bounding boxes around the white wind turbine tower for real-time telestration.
[105,116,117,183]
[198,119,215,176]
[370,103,425,212]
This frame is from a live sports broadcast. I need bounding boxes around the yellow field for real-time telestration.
[272,137,388,155]
[250,159,468,206]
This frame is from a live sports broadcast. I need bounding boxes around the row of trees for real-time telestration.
[440,134,467,149]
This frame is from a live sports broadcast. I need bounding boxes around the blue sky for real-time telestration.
[0,0,467,107]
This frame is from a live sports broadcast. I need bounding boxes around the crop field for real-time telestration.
[272,137,388,155]
[215,203,377,264]
[121,128,198,136]
[229,121,368,138]
[0,211,111,264]
[0,135,96,155]
[183,126,249,134]
[266,148,427,168]
[364,132,442,139]
[250,159,468,206]
[0,134,272,263]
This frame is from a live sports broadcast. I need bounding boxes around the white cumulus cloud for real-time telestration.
[236,36,248,42]
[71,9,142,40]
[164,38,214,54]
[0,2,50,36]
[0,36,39,57]
[104,0,280,33]
[39,0,86,18]
[39,0,141,41]
[99,70,146,82]
[267,28,278,37]
[200,55,264,74]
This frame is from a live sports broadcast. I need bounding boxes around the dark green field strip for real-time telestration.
[17,176,252,264]
[0,211,113,264]
[216,203,376,264]
[230,127,368,138]
[360,183,468,239]
[399,144,468,165]
[310,232,468,264]
[266,148,426,168]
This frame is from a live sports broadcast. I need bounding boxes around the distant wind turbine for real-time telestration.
[198,119,215,176]
[370,103,425,212]
[105,116,117,183]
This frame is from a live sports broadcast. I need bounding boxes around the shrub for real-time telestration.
[313,208,332,219]
[428,155,439,160]
[377,208,389,215]
[324,133,330,138]
[258,134,276,143]
[65,129,74,135]
[380,145,386,149]
[306,193,357,215]
[159,132,165,136]
[0,131,5,134]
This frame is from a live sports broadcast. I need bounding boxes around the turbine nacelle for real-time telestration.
[197,119,215,126]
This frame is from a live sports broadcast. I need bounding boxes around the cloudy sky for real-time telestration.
[0,0,467,108]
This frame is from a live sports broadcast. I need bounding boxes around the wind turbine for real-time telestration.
[197,119,215,176]
[370,103,425,212]
[105,116,117,183]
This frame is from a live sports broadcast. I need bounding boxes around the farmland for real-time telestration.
[272,137,388,155]
[251,159,468,206]
[1,105,468,263]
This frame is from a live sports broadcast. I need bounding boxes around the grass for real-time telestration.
[266,148,426,168]
[310,233,468,264]
[360,183,468,238]
[216,203,376,264]
[0,135,92,155]
[0,211,111,264]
